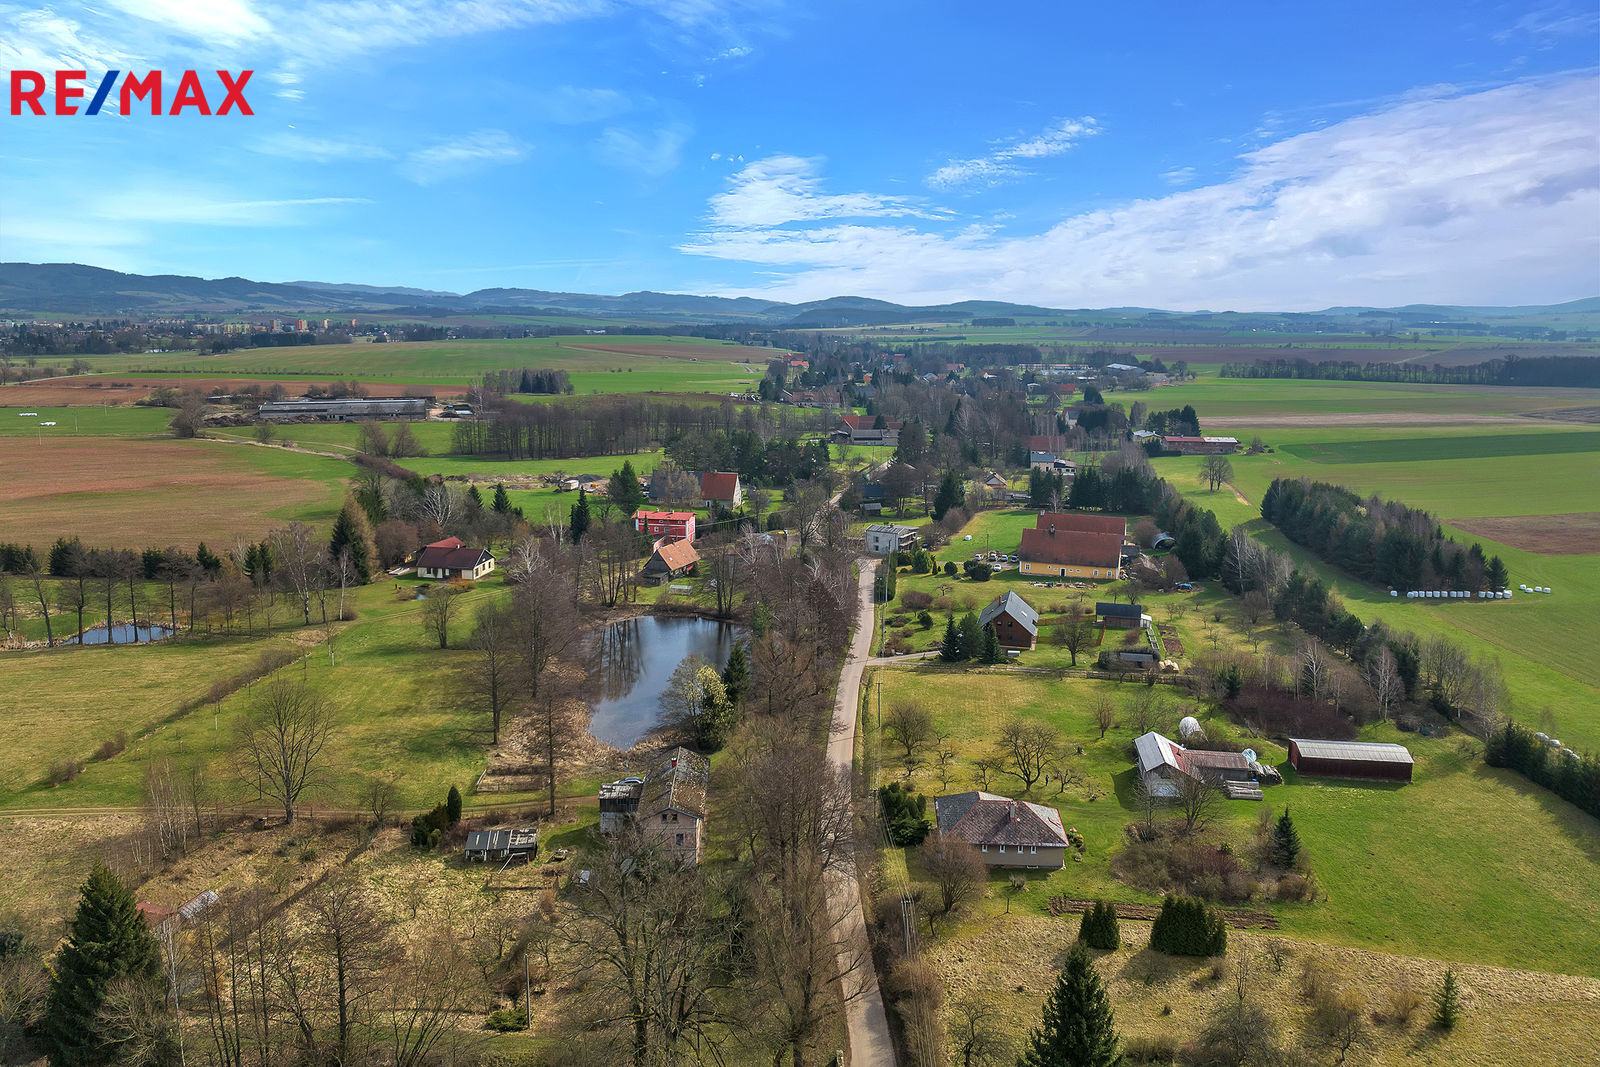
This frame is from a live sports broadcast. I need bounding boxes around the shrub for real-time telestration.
[485,1007,528,1032]
[943,561,957,576]
[902,590,934,611]
[962,561,993,581]
[1149,896,1226,957]
[48,759,84,785]
[917,610,934,629]
[1078,900,1121,951]
[1275,874,1309,901]
[1298,957,1335,1004]
[411,802,450,848]
[92,732,129,762]
[877,782,931,846]
[1376,979,1422,1026]
[1124,1034,1177,1063]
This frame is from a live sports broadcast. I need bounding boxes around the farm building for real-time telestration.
[934,792,1071,869]
[258,397,428,420]
[633,509,696,542]
[415,537,496,580]
[464,828,539,863]
[1134,731,1256,797]
[1160,435,1240,455]
[1096,601,1145,629]
[864,524,919,556]
[598,776,645,832]
[641,539,700,583]
[641,748,709,864]
[978,591,1039,649]
[1017,512,1126,581]
[836,414,902,446]
[1288,738,1414,782]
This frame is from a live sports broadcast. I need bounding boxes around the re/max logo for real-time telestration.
[9,70,254,116]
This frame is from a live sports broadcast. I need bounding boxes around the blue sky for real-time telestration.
[2,0,1597,309]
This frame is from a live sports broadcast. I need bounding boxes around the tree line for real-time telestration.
[1220,354,1600,389]
[1261,477,1508,592]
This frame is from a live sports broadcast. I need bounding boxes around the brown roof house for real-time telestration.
[1017,512,1126,581]
[416,536,496,580]
[641,539,700,584]
[934,792,1071,869]
[977,591,1039,649]
[699,471,744,510]
[641,747,709,864]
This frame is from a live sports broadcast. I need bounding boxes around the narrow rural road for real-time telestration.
[827,558,898,1066]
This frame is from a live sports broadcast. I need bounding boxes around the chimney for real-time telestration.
[1009,800,1017,821]
[670,758,678,768]
[1049,524,1056,536]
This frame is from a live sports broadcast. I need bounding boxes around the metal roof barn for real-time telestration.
[1288,738,1414,782]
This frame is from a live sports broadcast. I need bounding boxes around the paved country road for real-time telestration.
[827,558,898,1065]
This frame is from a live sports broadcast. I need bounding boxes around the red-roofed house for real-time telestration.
[416,537,497,580]
[934,791,1070,869]
[836,414,902,446]
[1017,512,1125,581]
[699,471,744,509]
[642,539,701,583]
[634,509,696,543]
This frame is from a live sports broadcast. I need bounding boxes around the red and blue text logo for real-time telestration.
[9,70,254,116]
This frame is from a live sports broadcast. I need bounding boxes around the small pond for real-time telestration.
[69,623,175,645]
[585,615,741,749]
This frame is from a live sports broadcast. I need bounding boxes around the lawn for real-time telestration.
[864,666,1600,977]
[0,404,174,436]
[1142,378,1599,420]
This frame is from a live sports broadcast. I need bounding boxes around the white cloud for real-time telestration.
[251,132,394,163]
[1161,166,1197,187]
[928,117,1099,189]
[401,129,529,184]
[594,122,691,176]
[0,9,133,74]
[530,85,634,123]
[705,155,950,229]
[93,189,370,225]
[103,0,271,44]
[683,76,1600,310]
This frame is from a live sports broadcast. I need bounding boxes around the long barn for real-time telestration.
[1288,738,1414,782]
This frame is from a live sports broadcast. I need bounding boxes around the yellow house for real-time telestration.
[1016,512,1126,581]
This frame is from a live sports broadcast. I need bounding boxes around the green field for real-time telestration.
[0,404,174,436]
[1147,377,1597,418]
[1279,430,1600,464]
[865,667,1600,976]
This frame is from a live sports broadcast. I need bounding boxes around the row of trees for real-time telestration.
[1220,354,1600,389]
[1261,477,1507,593]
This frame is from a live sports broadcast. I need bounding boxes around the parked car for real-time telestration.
[963,534,973,541]
[1177,582,1193,591]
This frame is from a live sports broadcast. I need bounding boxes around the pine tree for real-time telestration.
[446,784,463,825]
[195,542,222,576]
[940,616,965,662]
[609,461,645,515]
[1432,968,1461,1031]
[1270,809,1302,870]
[569,492,591,544]
[980,623,1004,664]
[1150,896,1226,957]
[492,483,512,514]
[721,642,749,707]
[959,611,984,660]
[466,484,484,510]
[1079,901,1121,951]
[44,863,163,1066]
[328,501,376,584]
[933,471,966,520]
[1018,942,1121,1067]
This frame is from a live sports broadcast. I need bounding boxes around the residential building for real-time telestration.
[1029,450,1057,470]
[416,537,496,580]
[1096,601,1145,629]
[463,828,539,863]
[640,748,709,863]
[1134,731,1255,797]
[982,471,1008,490]
[633,509,696,542]
[859,482,886,514]
[598,776,645,832]
[978,591,1039,649]
[641,539,700,583]
[1017,512,1126,581]
[934,792,1070,869]
[836,414,901,446]
[1161,435,1240,455]
[864,523,918,556]
[699,471,744,509]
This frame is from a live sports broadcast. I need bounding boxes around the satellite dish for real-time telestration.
[1242,748,1257,763]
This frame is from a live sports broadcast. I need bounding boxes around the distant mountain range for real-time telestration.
[2,262,1596,329]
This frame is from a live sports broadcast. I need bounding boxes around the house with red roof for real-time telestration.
[934,791,1070,869]
[642,539,701,583]
[836,413,901,446]
[415,537,496,580]
[1017,512,1126,581]
[699,471,743,510]
[633,509,696,543]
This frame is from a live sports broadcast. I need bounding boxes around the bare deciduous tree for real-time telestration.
[231,677,332,823]
[468,600,517,744]
[952,998,1013,1067]
[921,832,985,932]
[420,580,466,649]
[1176,773,1222,836]
[996,715,1059,794]
[1090,694,1116,739]
[1200,455,1234,492]
[883,701,935,775]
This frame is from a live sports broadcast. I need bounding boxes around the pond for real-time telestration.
[585,615,741,749]
[68,623,176,645]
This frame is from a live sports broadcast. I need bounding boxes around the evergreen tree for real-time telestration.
[328,501,376,584]
[1269,809,1302,870]
[194,542,222,576]
[1149,896,1227,957]
[1485,555,1508,591]
[569,492,591,544]
[721,643,749,707]
[932,470,966,520]
[609,461,646,515]
[446,784,463,825]
[958,611,984,660]
[1432,968,1461,1031]
[1078,901,1121,951]
[491,483,512,514]
[1018,941,1121,1067]
[466,484,484,510]
[877,783,931,846]
[980,623,1004,664]
[44,863,163,1066]
[940,616,965,662]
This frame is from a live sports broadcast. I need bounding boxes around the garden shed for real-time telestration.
[1287,738,1414,782]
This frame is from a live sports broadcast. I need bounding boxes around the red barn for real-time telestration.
[1288,738,1413,782]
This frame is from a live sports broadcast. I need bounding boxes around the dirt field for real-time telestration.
[4,376,467,406]
[0,437,346,547]
[1450,513,1600,555]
